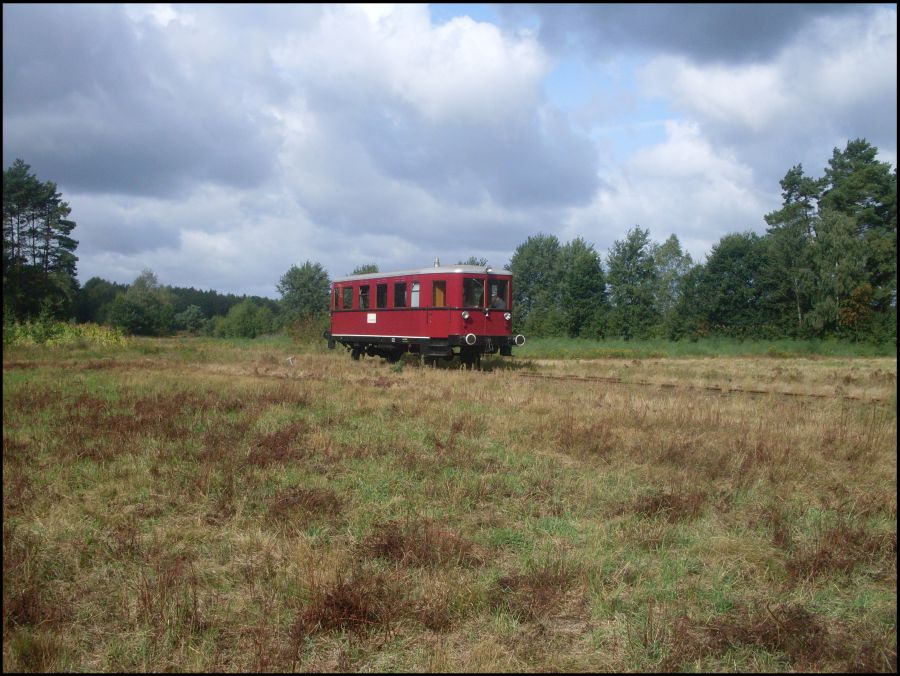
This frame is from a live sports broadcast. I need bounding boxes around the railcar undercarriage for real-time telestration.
[324,332,523,369]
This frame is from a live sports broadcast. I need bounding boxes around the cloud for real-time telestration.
[3,4,280,197]
[502,4,879,64]
[637,6,897,178]
[563,121,774,262]
[2,3,895,297]
[273,4,599,216]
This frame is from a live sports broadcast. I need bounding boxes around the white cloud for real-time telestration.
[639,59,790,133]
[273,4,548,124]
[636,6,897,178]
[565,121,775,261]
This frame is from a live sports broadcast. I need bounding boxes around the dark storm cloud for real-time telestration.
[2,4,278,197]
[501,3,877,63]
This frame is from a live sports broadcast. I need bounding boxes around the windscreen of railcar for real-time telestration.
[488,279,508,309]
[463,278,485,307]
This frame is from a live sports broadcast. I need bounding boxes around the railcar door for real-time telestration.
[427,279,450,337]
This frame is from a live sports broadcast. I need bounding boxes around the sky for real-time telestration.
[3,3,897,298]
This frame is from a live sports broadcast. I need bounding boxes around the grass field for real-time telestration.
[3,336,896,671]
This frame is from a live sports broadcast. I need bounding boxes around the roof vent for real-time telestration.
[434,257,441,267]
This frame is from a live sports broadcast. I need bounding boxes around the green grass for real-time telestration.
[517,336,897,359]
[3,336,896,672]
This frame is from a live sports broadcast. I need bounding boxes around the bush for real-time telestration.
[3,318,127,347]
[214,300,274,338]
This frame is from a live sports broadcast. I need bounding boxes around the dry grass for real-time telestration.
[2,337,895,671]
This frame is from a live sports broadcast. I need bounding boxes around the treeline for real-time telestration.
[75,269,280,338]
[510,139,896,344]
[4,139,896,344]
[74,271,283,337]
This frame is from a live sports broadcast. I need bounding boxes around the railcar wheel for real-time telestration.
[351,348,362,361]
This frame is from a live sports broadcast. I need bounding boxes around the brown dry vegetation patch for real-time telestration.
[199,418,253,464]
[360,519,484,568]
[136,552,209,641]
[490,562,582,623]
[752,504,794,549]
[786,525,896,585]
[2,435,31,464]
[662,603,897,672]
[550,413,618,461]
[290,567,406,638]
[2,361,42,370]
[3,471,35,514]
[267,487,343,528]
[2,527,70,630]
[254,384,310,407]
[53,391,196,459]
[5,383,64,415]
[615,489,708,523]
[357,376,395,389]
[246,421,309,466]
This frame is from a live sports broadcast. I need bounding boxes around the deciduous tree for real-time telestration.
[278,261,331,321]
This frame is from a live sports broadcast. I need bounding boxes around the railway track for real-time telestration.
[515,371,892,405]
[4,357,892,406]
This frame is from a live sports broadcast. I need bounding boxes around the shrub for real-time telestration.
[3,319,127,347]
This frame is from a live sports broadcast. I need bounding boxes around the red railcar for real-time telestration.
[324,263,525,367]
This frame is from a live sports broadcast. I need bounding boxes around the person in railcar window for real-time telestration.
[359,285,370,310]
[489,280,508,309]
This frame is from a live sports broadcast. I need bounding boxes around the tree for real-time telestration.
[277,261,331,321]
[105,269,175,336]
[697,232,770,338]
[351,264,379,275]
[457,256,489,266]
[651,234,693,338]
[605,227,659,340]
[3,159,79,319]
[508,233,562,333]
[75,277,129,324]
[805,208,872,338]
[558,237,607,338]
[174,305,207,333]
[214,299,273,338]
[669,263,709,339]
[818,139,896,313]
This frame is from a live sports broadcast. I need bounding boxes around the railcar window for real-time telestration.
[411,282,420,307]
[342,287,353,310]
[359,285,370,310]
[489,279,509,309]
[463,278,485,307]
[432,281,446,307]
[376,283,388,309]
[394,282,407,308]
[333,287,340,310]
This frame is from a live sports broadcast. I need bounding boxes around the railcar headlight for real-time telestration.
[504,312,511,321]
[461,311,470,320]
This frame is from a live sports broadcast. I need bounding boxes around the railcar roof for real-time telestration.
[332,265,512,283]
